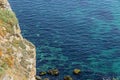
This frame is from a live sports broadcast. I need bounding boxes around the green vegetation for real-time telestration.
[12,38,26,49]
[0,67,5,76]
[1,63,8,69]
[0,9,18,34]
[0,9,18,25]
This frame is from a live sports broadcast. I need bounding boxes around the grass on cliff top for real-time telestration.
[0,9,18,25]
[0,9,18,34]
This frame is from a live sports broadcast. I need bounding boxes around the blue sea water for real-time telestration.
[9,0,120,79]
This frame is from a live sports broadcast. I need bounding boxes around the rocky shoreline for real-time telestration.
[36,68,81,80]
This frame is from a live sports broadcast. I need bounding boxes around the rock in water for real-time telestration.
[0,0,36,80]
[43,78,49,80]
[39,71,47,76]
[64,75,73,80]
[73,69,81,75]
[35,76,42,80]
[47,69,59,76]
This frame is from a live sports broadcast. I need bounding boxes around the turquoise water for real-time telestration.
[9,0,120,79]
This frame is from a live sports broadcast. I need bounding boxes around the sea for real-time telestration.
[9,0,120,80]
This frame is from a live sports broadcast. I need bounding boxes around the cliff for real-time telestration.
[0,0,36,80]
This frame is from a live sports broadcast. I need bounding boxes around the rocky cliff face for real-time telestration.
[0,0,36,80]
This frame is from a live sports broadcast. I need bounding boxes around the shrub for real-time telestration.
[12,39,26,49]
[0,67,4,76]
[6,47,13,54]
[0,9,18,34]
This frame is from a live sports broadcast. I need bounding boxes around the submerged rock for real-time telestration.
[35,76,42,80]
[73,69,81,75]
[39,71,47,76]
[47,69,59,76]
[43,78,49,80]
[64,75,73,80]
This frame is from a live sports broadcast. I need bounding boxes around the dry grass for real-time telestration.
[5,56,14,68]
[0,49,2,57]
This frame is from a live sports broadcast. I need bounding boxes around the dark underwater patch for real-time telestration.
[88,10,114,22]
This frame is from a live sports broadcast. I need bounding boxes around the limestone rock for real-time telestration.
[0,0,36,80]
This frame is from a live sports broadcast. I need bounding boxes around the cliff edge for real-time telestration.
[0,0,36,80]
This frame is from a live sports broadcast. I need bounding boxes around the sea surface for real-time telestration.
[9,0,120,80]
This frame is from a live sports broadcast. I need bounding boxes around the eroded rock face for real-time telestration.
[0,0,36,80]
